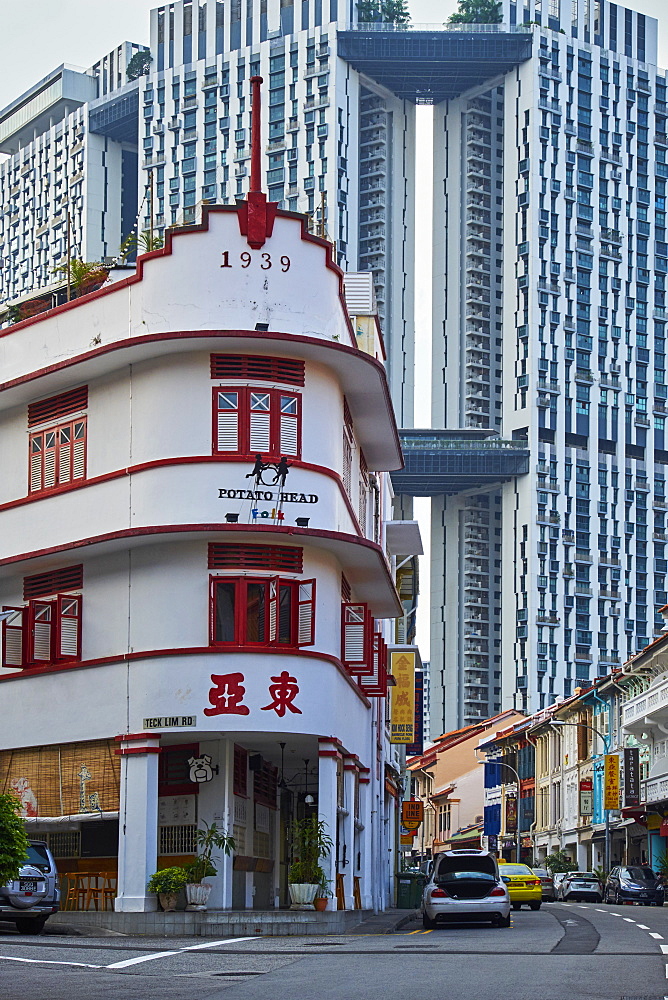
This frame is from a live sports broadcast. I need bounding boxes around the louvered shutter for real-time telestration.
[215,391,240,452]
[341,603,369,674]
[29,434,43,492]
[2,607,25,668]
[297,579,315,646]
[342,431,352,497]
[359,632,388,697]
[279,394,300,457]
[43,430,57,489]
[56,594,82,660]
[249,392,271,452]
[58,424,72,484]
[29,600,54,663]
[268,578,279,644]
[72,421,86,479]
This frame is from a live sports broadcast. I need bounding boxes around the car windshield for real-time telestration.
[533,869,550,877]
[498,865,533,875]
[623,867,656,881]
[569,873,597,879]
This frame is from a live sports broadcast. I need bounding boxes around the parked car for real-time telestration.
[0,840,60,934]
[554,871,579,900]
[421,849,511,929]
[605,866,665,906]
[560,871,603,903]
[497,863,542,910]
[532,868,555,901]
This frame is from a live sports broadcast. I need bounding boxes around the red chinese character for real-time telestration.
[261,671,302,717]
[204,673,250,716]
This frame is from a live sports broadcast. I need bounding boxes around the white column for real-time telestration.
[318,740,340,911]
[115,734,160,912]
[342,759,357,909]
[195,739,234,910]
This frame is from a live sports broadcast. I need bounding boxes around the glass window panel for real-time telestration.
[218,391,238,409]
[278,584,293,643]
[246,582,266,642]
[280,395,298,414]
[215,581,236,642]
[250,392,270,411]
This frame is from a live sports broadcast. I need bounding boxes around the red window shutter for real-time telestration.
[279,394,300,457]
[359,633,388,697]
[29,433,43,493]
[2,607,25,668]
[56,594,82,661]
[268,578,279,644]
[214,389,240,452]
[249,392,271,452]
[23,565,83,601]
[72,420,86,480]
[297,579,316,646]
[43,429,57,489]
[342,430,352,496]
[28,386,88,427]
[28,600,54,663]
[209,544,302,573]
[210,354,305,386]
[342,603,369,674]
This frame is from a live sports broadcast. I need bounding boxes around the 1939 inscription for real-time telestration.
[221,251,290,270]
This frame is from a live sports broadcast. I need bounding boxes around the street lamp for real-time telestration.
[549,719,610,875]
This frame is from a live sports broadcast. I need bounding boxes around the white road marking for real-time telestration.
[105,936,258,970]
[0,956,101,969]
[659,944,668,954]
[637,924,650,929]
[623,917,636,923]
[105,951,181,969]
[595,908,607,912]
[651,933,664,940]
[664,964,668,979]
[609,912,621,917]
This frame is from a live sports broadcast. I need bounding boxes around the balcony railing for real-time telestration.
[623,674,668,730]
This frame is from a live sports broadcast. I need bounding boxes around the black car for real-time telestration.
[605,865,665,906]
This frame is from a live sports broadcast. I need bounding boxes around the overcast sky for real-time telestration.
[1,0,666,111]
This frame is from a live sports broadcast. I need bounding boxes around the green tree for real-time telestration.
[356,0,410,24]
[448,0,502,23]
[543,850,574,874]
[119,229,165,261]
[126,50,153,82]
[0,795,30,885]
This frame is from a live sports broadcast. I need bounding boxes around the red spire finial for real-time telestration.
[238,75,277,249]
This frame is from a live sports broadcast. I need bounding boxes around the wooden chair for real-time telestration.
[353,876,362,910]
[101,876,117,911]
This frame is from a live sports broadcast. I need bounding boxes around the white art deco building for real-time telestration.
[0,168,411,913]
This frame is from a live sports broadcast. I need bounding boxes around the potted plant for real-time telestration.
[183,821,235,911]
[288,817,333,910]
[147,867,189,911]
[314,869,331,912]
[52,259,109,297]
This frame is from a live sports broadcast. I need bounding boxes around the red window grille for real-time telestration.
[253,761,278,809]
[23,565,83,601]
[210,354,305,386]
[29,418,87,493]
[158,743,200,797]
[208,544,303,573]
[234,745,248,797]
[341,574,351,603]
[210,575,315,648]
[213,387,301,459]
[28,386,88,427]
[2,594,82,668]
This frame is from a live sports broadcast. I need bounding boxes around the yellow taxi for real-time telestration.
[497,863,543,911]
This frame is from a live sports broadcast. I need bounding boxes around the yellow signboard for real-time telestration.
[390,651,416,744]
[604,753,620,810]
[402,800,424,831]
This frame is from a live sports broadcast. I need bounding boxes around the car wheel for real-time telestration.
[422,913,436,930]
[494,914,511,927]
[15,918,47,935]
[529,902,541,911]
[512,902,521,911]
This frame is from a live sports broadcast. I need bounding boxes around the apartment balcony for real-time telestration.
[623,671,668,737]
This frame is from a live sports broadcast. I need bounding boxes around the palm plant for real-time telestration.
[184,821,235,884]
[119,230,165,261]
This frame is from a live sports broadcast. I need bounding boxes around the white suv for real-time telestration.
[0,840,60,934]
[422,849,511,929]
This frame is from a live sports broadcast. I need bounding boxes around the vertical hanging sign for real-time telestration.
[390,651,416,744]
[623,747,640,807]
[604,753,620,810]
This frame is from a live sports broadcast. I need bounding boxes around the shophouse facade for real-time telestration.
[0,189,414,912]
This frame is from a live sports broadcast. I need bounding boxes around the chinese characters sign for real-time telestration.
[204,671,302,719]
[390,651,416,744]
[604,753,620,810]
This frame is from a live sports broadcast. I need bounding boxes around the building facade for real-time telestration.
[431,0,668,733]
[0,195,412,913]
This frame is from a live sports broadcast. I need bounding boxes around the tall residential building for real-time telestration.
[430,0,668,732]
[0,43,146,307]
[3,0,668,743]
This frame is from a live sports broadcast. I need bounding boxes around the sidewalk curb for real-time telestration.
[391,910,420,933]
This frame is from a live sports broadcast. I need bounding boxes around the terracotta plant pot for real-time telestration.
[313,897,329,912]
[158,892,178,912]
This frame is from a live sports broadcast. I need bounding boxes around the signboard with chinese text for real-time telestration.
[624,747,640,807]
[579,791,593,815]
[402,800,424,831]
[505,795,517,834]
[390,651,416,744]
[604,753,620,810]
